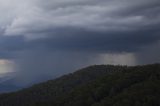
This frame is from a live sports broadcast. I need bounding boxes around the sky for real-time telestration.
[0,0,160,86]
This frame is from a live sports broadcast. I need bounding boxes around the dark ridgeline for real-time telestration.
[0,64,160,106]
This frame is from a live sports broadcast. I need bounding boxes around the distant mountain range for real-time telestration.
[0,64,160,106]
[0,72,21,92]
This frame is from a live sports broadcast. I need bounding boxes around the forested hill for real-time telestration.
[0,64,160,106]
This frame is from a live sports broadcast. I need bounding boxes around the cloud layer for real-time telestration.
[0,0,160,86]
[2,0,160,37]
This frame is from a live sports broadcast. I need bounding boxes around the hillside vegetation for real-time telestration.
[0,64,160,106]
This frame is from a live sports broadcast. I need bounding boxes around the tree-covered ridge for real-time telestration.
[0,64,160,106]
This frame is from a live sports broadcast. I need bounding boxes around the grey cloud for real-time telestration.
[4,0,160,36]
[0,0,160,87]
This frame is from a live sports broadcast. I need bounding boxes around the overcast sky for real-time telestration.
[0,0,160,85]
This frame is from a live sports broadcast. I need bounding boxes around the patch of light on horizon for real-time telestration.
[97,53,137,66]
[0,59,14,74]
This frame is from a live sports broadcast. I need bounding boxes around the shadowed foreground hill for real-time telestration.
[0,64,160,106]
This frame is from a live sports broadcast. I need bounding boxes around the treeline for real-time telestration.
[0,64,160,106]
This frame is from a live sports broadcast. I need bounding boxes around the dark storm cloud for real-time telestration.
[1,27,159,59]
[30,28,160,53]
[0,0,160,63]
[0,36,27,59]
[0,0,160,86]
